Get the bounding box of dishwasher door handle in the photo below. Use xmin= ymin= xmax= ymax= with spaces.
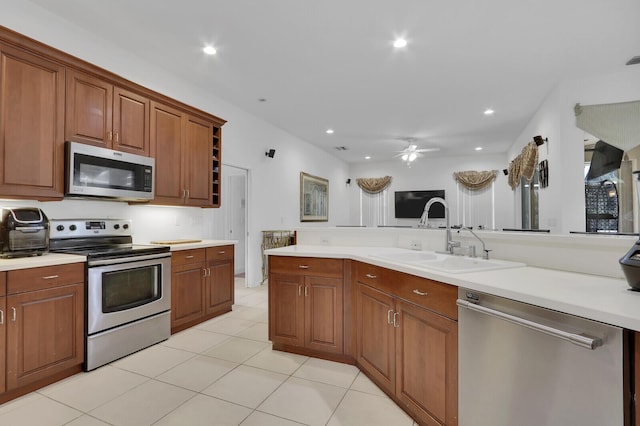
xmin=456 ymin=299 xmax=603 ymax=350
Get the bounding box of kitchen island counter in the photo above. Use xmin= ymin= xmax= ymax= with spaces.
xmin=266 ymin=245 xmax=639 ymax=331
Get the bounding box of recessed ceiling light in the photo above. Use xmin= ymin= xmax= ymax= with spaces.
xmin=484 ymin=109 xmax=495 ymax=115
xmin=475 ymin=147 xmax=483 ymax=151
xmin=393 ymin=38 xmax=407 ymax=48
xmin=326 ymin=129 xmax=334 ymax=134
xmin=365 ymin=156 xmax=371 ymax=160
xmin=203 ymin=45 xmax=217 ymax=55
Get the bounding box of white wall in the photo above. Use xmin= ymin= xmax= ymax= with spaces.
xmin=1 ymin=1 xmax=350 ymax=287
xmin=509 ymin=66 xmax=640 ymax=233
xmin=347 ymin=154 xmax=514 ymax=230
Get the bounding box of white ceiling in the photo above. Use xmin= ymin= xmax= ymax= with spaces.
xmin=27 ymin=0 xmax=640 ymax=163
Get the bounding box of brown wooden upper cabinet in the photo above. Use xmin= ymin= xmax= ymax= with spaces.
xmin=150 ymin=101 xmax=215 ymax=207
xmin=65 ymin=69 xmax=150 ymax=156
xmin=0 ymin=43 xmax=65 ymax=200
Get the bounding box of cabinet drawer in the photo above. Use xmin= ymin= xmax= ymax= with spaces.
xmin=0 ymin=271 xmax=5 ymax=296
xmin=7 ymin=263 xmax=84 ymax=294
xmin=393 ymin=273 xmax=457 ymax=320
xmin=206 ymin=245 xmax=234 ymax=262
xmin=269 ymin=256 xmax=343 ymax=277
xmin=356 ymin=262 xmax=391 ymax=287
xmin=172 ymin=249 xmax=206 ymax=265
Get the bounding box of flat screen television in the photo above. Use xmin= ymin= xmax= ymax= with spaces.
xmin=394 ymin=190 xmax=445 ymax=219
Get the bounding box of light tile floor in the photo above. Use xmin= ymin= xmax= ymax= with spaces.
xmin=0 ymin=278 xmax=417 ymax=426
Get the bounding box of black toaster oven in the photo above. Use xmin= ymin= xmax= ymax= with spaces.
xmin=0 ymin=208 xmax=49 ymax=258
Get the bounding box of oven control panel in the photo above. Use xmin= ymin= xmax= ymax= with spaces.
xmin=49 ymin=219 xmax=132 ymax=238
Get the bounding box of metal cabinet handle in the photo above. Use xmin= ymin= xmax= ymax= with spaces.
xmin=412 ymin=289 xmax=428 ymax=296
xmin=202 ymin=268 xmax=207 ymax=277
xmin=387 ymin=309 xmax=394 ymax=324
xmin=456 ymin=299 xmax=603 ymax=350
xmin=298 ymin=285 xmax=302 ymax=296
xmin=115 ymin=132 xmax=119 ymax=143
xmin=42 ymin=275 xmax=59 ymax=280
xmin=186 ymin=189 xmax=190 ymax=199
xmin=365 ymin=273 xmax=377 ymax=279
xmin=107 ymin=131 xmax=112 ymax=141
xmin=207 ymin=268 xmax=211 ymax=277
xmin=304 ymin=286 xmax=309 ymax=297
xmin=298 ymin=265 xmax=309 ymax=269
xmin=0 ymin=309 xmax=3 ymax=325
xmin=218 ymin=251 xmax=225 ymax=254
xmin=11 ymin=307 xmax=16 ymax=322
xmin=393 ymin=312 xmax=400 ymax=328
xmin=185 ymin=255 xmax=195 ymax=259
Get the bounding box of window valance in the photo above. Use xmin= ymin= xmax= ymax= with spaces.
xmin=356 ymin=176 xmax=392 ymax=194
xmin=454 ymin=170 xmax=498 ymax=191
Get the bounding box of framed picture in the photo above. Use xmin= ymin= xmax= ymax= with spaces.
xmin=300 ymin=172 xmax=329 ymax=222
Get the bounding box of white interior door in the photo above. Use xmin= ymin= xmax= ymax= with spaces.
xmin=221 ymin=165 xmax=247 ymax=276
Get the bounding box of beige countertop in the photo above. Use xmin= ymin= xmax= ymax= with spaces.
xmin=147 ymin=239 xmax=237 ymax=251
xmin=266 ymin=245 xmax=639 ymax=332
xmin=0 ymin=253 xmax=87 ymax=272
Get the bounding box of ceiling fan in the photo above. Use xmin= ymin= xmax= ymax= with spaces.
xmin=393 ymin=138 xmax=440 ymax=163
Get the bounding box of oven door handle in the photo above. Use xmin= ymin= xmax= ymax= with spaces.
xmin=88 ymin=252 xmax=171 ymax=266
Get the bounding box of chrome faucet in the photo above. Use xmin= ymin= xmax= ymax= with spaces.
xmin=459 ymin=226 xmax=491 ymax=259
xmin=419 ymin=197 xmax=458 ymax=254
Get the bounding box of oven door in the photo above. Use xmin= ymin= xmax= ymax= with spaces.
xmin=87 ymin=253 xmax=171 ymax=335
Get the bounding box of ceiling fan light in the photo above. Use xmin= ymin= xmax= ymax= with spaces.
xmin=401 ymin=153 xmax=409 ymax=161
xmin=408 ymin=152 xmax=417 ymax=162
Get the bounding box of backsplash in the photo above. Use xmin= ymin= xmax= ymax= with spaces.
xmin=295 ymin=226 xmax=635 ymax=279
xmin=0 ymin=198 xmax=213 ymax=244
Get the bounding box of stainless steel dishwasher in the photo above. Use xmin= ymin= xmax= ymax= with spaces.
xmin=457 ymin=288 xmax=625 ymax=426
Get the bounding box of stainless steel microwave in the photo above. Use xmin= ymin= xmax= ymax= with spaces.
xmin=65 ymin=141 xmax=154 ymax=201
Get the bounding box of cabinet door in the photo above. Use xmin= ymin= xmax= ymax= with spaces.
xmin=171 ymin=261 xmax=205 ymax=331
xmin=269 ymin=273 xmax=304 ymax=347
xmin=113 ymin=86 xmax=149 ymax=156
xmin=0 ymin=294 xmax=5 ymax=394
xmin=0 ymin=44 xmax=65 ymax=199
xmin=356 ymin=283 xmax=396 ymax=395
xmin=184 ymin=114 xmax=213 ymax=206
xmin=65 ymin=69 xmax=113 ymax=148
xmin=305 ymin=276 xmax=343 ymax=354
xmin=6 ymin=283 xmax=84 ymax=390
xmin=150 ymin=101 xmax=185 ymax=204
xmin=204 ymin=261 xmax=233 ymax=315
xmin=396 ymin=300 xmax=458 ymax=426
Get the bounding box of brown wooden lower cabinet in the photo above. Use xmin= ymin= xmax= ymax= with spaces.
xmin=355 ymin=262 xmax=458 ymax=426
xmin=269 ymin=256 xmax=346 ymax=358
xmin=269 ymin=256 xmax=458 ymax=425
xmin=171 ymin=246 xmax=234 ymax=334
xmin=0 ymin=273 xmax=6 ymax=394
xmin=0 ymin=264 xmax=84 ymax=404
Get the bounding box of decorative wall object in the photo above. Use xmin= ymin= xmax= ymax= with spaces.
xmin=507 ymin=140 xmax=539 ymax=190
xmin=453 ymin=170 xmax=498 ymax=191
xmin=356 ymin=176 xmax=392 ymax=194
xmin=539 ymin=159 xmax=549 ymax=188
xmin=300 ymin=172 xmax=329 ymax=221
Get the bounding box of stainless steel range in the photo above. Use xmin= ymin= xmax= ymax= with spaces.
xmin=49 ymin=219 xmax=171 ymax=371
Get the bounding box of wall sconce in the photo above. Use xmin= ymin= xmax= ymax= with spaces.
xmin=533 ymin=135 xmax=548 ymax=146
xmin=502 ymin=169 xmax=509 ymax=175
xmin=265 ymin=149 xmax=276 ymax=158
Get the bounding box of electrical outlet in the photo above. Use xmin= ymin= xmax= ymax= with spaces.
xmin=410 ymin=240 xmax=422 ymax=250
